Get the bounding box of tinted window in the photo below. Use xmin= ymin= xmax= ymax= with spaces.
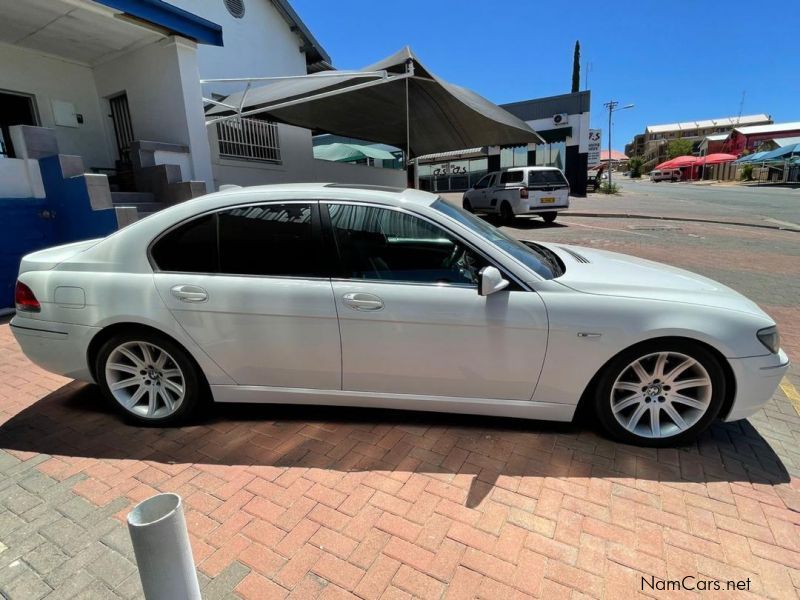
xmin=151 ymin=214 xmax=217 ymax=273
xmin=528 ymin=170 xmax=568 ymax=187
xmin=474 ymin=175 xmax=491 ymax=189
xmin=500 ymin=170 xmax=524 ymax=184
xmin=327 ymin=203 xmax=487 ymax=285
xmin=218 ymin=203 xmax=319 ymax=276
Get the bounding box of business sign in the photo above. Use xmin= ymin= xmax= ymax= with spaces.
xmin=588 ymin=129 xmax=601 ymax=165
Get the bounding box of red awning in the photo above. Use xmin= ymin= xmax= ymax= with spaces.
xmin=697 ymin=153 xmax=737 ymax=165
xmin=655 ymin=155 xmax=698 ymax=169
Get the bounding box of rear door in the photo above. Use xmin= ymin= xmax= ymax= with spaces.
xmin=528 ymin=169 xmax=569 ymax=208
xmin=151 ymin=201 xmax=341 ymax=389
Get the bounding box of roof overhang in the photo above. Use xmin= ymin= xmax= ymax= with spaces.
xmin=94 ymin=0 xmax=223 ymax=46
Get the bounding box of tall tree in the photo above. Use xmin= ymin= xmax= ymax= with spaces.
xmin=667 ymin=138 xmax=694 ymax=159
xmin=571 ymin=41 xmax=580 ymax=93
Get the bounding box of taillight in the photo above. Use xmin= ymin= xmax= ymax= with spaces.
xmin=520 ymin=188 xmax=529 ymax=199
xmin=15 ymin=281 xmax=40 ymax=313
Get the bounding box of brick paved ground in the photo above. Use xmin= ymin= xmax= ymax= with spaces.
xmin=1 ymin=215 xmax=799 ymax=599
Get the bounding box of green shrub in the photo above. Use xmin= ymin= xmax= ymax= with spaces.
xmin=740 ymin=164 xmax=753 ymax=181
xmin=628 ymin=157 xmax=643 ymax=179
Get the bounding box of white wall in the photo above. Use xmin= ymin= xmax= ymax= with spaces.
xmin=0 ymin=43 xmax=112 ymax=169
xmin=93 ymin=37 xmax=213 ymax=188
xmin=168 ymin=0 xmax=308 ymax=96
xmin=0 ymin=158 xmax=45 ymax=198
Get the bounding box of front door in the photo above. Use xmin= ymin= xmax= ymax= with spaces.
xmin=325 ymin=202 xmax=548 ymax=401
xmin=0 ymin=90 xmax=38 ymax=158
xmin=151 ymin=202 xmax=341 ymax=389
xmin=108 ymin=93 xmax=134 ymax=164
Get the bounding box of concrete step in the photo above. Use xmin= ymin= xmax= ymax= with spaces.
xmin=111 ymin=191 xmax=155 ymax=204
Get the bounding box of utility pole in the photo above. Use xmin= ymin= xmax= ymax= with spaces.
xmin=603 ymin=100 xmax=634 ymax=190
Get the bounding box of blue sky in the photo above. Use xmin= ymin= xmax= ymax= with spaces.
xmin=292 ymin=0 xmax=799 ymax=151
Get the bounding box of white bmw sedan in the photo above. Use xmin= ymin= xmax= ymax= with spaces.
xmin=11 ymin=184 xmax=789 ymax=446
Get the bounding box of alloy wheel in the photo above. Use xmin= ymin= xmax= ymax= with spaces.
xmin=610 ymin=351 xmax=712 ymax=439
xmin=104 ymin=341 xmax=186 ymax=419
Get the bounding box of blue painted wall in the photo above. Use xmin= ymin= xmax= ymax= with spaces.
xmin=0 ymin=198 xmax=56 ymax=308
xmin=2 ymin=156 xmax=120 ymax=308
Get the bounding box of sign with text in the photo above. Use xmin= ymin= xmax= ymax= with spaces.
xmin=588 ymin=129 xmax=601 ymax=165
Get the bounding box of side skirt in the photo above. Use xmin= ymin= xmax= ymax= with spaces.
xmin=210 ymin=385 xmax=577 ymax=422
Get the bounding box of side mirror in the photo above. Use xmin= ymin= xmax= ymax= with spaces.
xmin=478 ymin=266 xmax=509 ymax=296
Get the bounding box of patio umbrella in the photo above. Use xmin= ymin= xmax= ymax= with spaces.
xmin=206 ymin=47 xmax=543 ymax=157
xmin=655 ymin=155 xmax=698 ymax=169
xmin=697 ymin=153 xmax=737 ymax=165
xmin=313 ymin=143 xmax=397 ymax=162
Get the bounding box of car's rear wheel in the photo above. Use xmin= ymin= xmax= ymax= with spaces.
xmin=542 ymin=211 xmax=557 ymax=224
xmin=593 ymin=340 xmax=726 ymax=446
xmin=463 ymin=198 xmax=474 ymax=213
xmin=499 ymin=201 xmax=514 ymax=224
xmin=97 ymin=330 xmax=202 ymax=426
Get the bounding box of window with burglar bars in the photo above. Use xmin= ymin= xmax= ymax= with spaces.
xmin=216 ymin=117 xmax=281 ymax=163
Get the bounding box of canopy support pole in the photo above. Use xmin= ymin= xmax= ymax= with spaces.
xmin=405 ymin=57 xmax=414 ymax=186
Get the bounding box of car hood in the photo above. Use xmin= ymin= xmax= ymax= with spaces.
xmin=542 ymin=243 xmax=768 ymax=317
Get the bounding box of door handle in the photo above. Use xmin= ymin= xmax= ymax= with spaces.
xmin=342 ymin=292 xmax=384 ymax=311
xmin=170 ymin=284 xmax=208 ymax=303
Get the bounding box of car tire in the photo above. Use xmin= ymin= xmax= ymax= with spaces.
xmin=542 ymin=212 xmax=557 ymax=224
xmin=96 ymin=329 xmax=204 ymax=426
xmin=499 ymin=201 xmax=514 ymax=225
xmin=463 ymin=198 xmax=474 ymax=213
xmin=593 ymin=340 xmax=726 ymax=447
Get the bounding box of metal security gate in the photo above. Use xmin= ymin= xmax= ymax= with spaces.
xmin=109 ymin=93 xmax=134 ymax=163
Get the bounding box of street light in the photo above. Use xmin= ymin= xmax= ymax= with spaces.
xmin=603 ymin=101 xmax=634 ymax=190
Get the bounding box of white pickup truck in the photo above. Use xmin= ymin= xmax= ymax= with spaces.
xmin=462 ymin=166 xmax=570 ymax=224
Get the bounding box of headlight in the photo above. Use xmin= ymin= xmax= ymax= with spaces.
xmin=757 ymin=326 xmax=780 ymax=354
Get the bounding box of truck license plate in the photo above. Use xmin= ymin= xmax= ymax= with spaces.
xmin=541 ymin=197 xmax=555 ymax=203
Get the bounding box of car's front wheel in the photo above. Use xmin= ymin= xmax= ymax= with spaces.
xmin=463 ymin=197 xmax=474 ymax=213
xmin=593 ymin=340 xmax=726 ymax=446
xmin=96 ymin=330 xmax=203 ymax=426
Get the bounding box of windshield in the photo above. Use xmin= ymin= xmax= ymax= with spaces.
xmin=431 ymin=199 xmax=562 ymax=279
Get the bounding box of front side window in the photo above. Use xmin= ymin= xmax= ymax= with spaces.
xmin=151 ymin=202 xmax=321 ymax=277
xmin=474 ymin=175 xmax=490 ymax=189
xmin=327 ymin=203 xmax=487 ymax=285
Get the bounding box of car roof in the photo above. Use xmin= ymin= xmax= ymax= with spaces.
xmin=179 ymin=183 xmax=439 ymax=212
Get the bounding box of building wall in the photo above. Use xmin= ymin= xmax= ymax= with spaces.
xmin=93 ymin=37 xmax=213 ymax=188
xmin=0 ymin=44 xmax=112 ymax=169
xmin=168 ymin=0 xmax=308 ymax=92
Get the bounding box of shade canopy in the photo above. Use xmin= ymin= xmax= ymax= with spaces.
xmin=313 ymin=142 xmax=397 ymax=162
xmin=757 ymin=143 xmax=800 ymax=162
xmin=697 ymin=153 xmax=737 ymax=165
xmin=655 ymin=155 xmax=698 ymax=169
xmin=735 ymin=151 xmax=769 ymax=163
xmin=207 ymin=47 xmax=543 ymax=157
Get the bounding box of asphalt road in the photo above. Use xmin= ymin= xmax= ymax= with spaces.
xmin=572 ymin=179 xmax=800 ymax=229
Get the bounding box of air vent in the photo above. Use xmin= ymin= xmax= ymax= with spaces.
xmin=224 ymin=0 xmax=245 ymax=18
xmin=559 ymin=246 xmax=590 ymax=263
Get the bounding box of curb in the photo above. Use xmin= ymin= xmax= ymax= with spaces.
xmin=560 ymin=212 xmax=800 ymax=232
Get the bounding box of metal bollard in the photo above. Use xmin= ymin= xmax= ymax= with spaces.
xmin=127 ymin=493 xmax=201 ymax=600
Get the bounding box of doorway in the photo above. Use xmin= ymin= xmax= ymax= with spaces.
xmin=108 ymin=93 xmax=134 ymax=164
xmin=0 ymin=90 xmax=38 ymax=158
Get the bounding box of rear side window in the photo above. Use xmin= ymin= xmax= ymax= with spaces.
xmin=528 ymin=170 xmax=568 ymax=187
xmin=151 ymin=214 xmax=217 ymax=273
xmin=500 ymin=171 xmax=524 ymax=184
xmin=218 ymin=204 xmax=319 ymax=276
xmin=151 ymin=203 xmax=321 ymax=276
